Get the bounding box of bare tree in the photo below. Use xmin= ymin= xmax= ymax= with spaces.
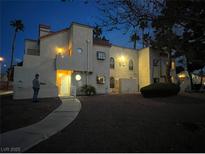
xmin=98 ymin=0 xmax=164 ymax=32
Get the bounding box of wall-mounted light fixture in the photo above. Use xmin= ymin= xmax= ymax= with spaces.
xmin=120 ymin=55 xmax=125 ymax=62
xmin=56 ymin=47 xmax=65 ymax=55
xmin=75 ymin=74 xmax=81 ymax=81
xmin=119 ymin=55 xmax=126 ymax=67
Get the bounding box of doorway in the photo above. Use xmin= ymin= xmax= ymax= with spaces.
xmin=56 ymin=70 xmax=72 ymax=96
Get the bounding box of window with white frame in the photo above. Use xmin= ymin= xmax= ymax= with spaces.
xmin=96 ymin=76 xmax=105 ymax=84
xmin=97 ymin=51 xmax=106 ymax=60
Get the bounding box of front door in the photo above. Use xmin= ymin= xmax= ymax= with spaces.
xmin=60 ymin=74 xmax=71 ymax=96
xmin=56 ymin=70 xmax=72 ymax=96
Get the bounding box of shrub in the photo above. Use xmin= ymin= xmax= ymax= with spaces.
xmin=81 ymin=84 xmax=96 ymax=96
xmin=192 ymin=84 xmax=202 ymax=91
xmin=140 ymin=83 xmax=180 ymax=98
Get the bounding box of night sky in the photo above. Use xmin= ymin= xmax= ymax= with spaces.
xmin=0 ymin=0 xmax=142 ymax=73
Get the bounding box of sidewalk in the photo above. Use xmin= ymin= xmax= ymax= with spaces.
xmin=0 ymin=97 xmax=81 ymax=152
xmin=0 ymin=90 xmax=13 ymax=96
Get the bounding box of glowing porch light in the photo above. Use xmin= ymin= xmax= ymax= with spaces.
xmin=58 ymin=73 xmax=63 ymax=77
xmin=178 ymin=73 xmax=186 ymax=78
xmin=75 ymin=74 xmax=81 ymax=81
xmin=56 ymin=47 xmax=64 ymax=55
xmin=120 ymin=55 xmax=125 ymax=62
xmin=0 ymin=56 xmax=4 ymax=62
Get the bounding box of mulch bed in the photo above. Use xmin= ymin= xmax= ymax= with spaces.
xmin=0 ymin=94 xmax=62 ymax=133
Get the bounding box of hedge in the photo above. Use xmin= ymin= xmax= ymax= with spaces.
xmin=140 ymin=83 xmax=180 ymax=98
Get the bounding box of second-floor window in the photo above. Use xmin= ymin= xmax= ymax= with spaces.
xmin=97 ymin=51 xmax=106 ymax=60
xmin=110 ymin=57 xmax=115 ymax=69
xmin=129 ymin=59 xmax=133 ymax=70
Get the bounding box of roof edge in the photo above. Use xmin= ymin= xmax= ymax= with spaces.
xmin=40 ymin=28 xmax=69 ymax=39
xmin=111 ymin=44 xmax=138 ymax=51
xmin=71 ymin=22 xmax=94 ymax=29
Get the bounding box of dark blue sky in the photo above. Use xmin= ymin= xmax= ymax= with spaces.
xmin=0 ymin=0 xmax=142 ymax=72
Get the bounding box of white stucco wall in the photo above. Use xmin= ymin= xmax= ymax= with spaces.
xmin=110 ymin=45 xmax=139 ymax=92
xmin=25 ymin=40 xmax=38 ymax=54
xmin=138 ymin=48 xmax=151 ymax=89
xmin=40 ymin=29 xmax=70 ymax=58
xmin=71 ymin=24 xmax=93 ymax=72
xmin=13 ymin=66 xmax=58 ymax=99
xmin=119 ymin=78 xmax=137 ymax=93
xmin=90 ymin=45 xmax=110 ymax=94
xmin=14 ymin=53 xmax=57 ymax=99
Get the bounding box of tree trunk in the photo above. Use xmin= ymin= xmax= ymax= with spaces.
xmin=187 ymin=70 xmax=193 ymax=91
xmin=186 ymin=58 xmax=193 ymax=91
xmin=134 ymin=41 xmax=136 ymax=49
xmin=8 ymin=30 xmax=17 ymax=83
xmin=10 ymin=30 xmax=17 ymax=69
xmin=166 ymin=50 xmax=172 ymax=83
xmin=166 ymin=51 xmax=172 ymax=83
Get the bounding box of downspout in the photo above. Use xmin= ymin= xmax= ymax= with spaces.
xmin=86 ymin=39 xmax=90 ymax=85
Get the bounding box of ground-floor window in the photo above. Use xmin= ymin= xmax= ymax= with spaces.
xmin=97 ymin=76 xmax=105 ymax=84
xmin=153 ymin=78 xmax=160 ymax=83
xmin=110 ymin=77 xmax=115 ymax=88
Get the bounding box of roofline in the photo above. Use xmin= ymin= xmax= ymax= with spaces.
xmin=138 ymin=47 xmax=150 ymax=50
xmin=71 ymin=22 xmax=94 ymax=29
xmin=111 ymin=44 xmax=138 ymax=51
xmin=39 ymin=24 xmax=51 ymax=29
xmin=93 ymin=38 xmax=112 ymax=48
xmin=93 ymin=43 xmax=112 ymax=47
xmin=40 ymin=28 xmax=69 ymax=39
xmin=40 ymin=22 xmax=93 ymax=40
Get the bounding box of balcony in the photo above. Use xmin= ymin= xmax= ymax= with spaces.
xmin=55 ymin=54 xmax=92 ymax=72
xmin=27 ymin=49 xmax=40 ymax=56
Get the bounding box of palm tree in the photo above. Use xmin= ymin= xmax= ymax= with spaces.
xmin=9 ymin=19 xmax=24 ymax=81
xmin=10 ymin=20 xmax=24 ymax=68
xmin=130 ymin=33 xmax=139 ymax=49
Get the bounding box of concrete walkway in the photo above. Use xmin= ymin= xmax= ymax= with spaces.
xmin=0 ymin=97 xmax=81 ymax=152
xmin=0 ymin=90 xmax=13 ymax=96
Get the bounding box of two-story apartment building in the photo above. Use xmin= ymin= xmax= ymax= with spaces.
xmin=13 ymin=22 xmax=175 ymax=99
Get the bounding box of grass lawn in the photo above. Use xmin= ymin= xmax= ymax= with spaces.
xmin=0 ymin=94 xmax=62 ymax=133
